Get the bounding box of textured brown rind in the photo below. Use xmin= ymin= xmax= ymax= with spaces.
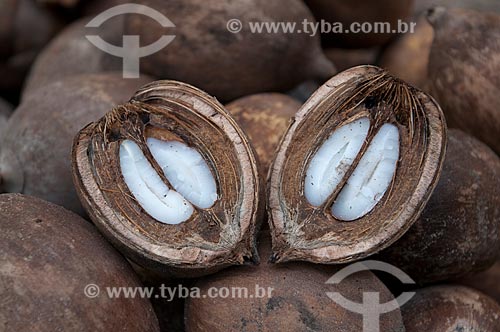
xmin=36 ymin=0 xmax=80 ymax=8
xmin=325 ymin=47 xmax=380 ymax=72
xmin=305 ymin=0 xmax=414 ymax=47
xmin=268 ymin=65 xmax=447 ymax=264
xmin=0 ymin=73 xmax=152 ymax=215
xmin=427 ymin=7 xmax=500 ymax=155
xmin=379 ymin=15 xmax=434 ymax=89
xmin=82 ymin=0 xmax=129 ymax=15
xmin=124 ymin=0 xmax=335 ymax=101
xmin=413 ymin=0 xmax=500 ymax=16
xmin=0 ymin=0 xmax=63 ymax=93
xmin=226 ymin=93 xmax=301 ymax=178
xmin=0 ymin=193 xmax=159 ymax=332
xmin=23 ymin=16 xmax=123 ymax=99
xmin=0 ymin=0 xmax=18 ymax=59
xmin=378 ymin=129 xmax=500 ymax=284
xmin=458 ymin=261 xmax=500 ymax=304
xmin=0 ymin=0 xmax=62 ymax=58
xmin=0 ymin=98 xmax=13 ymax=135
xmin=72 ymin=80 xmax=261 ymax=278
xmin=185 ymin=234 xmax=405 ymax=332
xmin=402 ymin=285 xmax=500 ymax=331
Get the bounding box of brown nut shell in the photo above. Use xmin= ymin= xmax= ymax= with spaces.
xmin=325 ymin=47 xmax=380 ymax=72
xmin=268 ymin=65 xmax=447 ymax=264
xmin=124 ymin=0 xmax=335 ymax=101
xmin=226 ymin=93 xmax=301 ymax=178
xmin=378 ymin=129 xmax=500 ymax=284
xmin=36 ymin=0 xmax=80 ymax=8
xmin=0 ymin=73 xmax=152 ymax=215
xmin=0 ymin=0 xmax=63 ymax=93
xmin=458 ymin=261 xmax=500 ymax=304
xmin=402 ymin=285 xmax=500 ymax=331
xmin=23 ymin=16 xmax=123 ymax=99
xmin=379 ymin=15 xmax=434 ymax=89
xmin=72 ymin=80 xmax=262 ymax=278
xmin=413 ymin=0 xmax=500 ymax=16
xmin=185 ymin=233 xmax=405 ymax=332
xmin=427 ymin=7 xmax=500 ymax=154
xmin=0 ymin=98 xmax=13 ymax=134
xmin=0 ymin=193 xmax=159 ymax=332
xmin=305 ymin=0 xmax=414 ymax=48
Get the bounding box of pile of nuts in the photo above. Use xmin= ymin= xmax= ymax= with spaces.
xmin=0 ymin=0 xmax=499 ymax=331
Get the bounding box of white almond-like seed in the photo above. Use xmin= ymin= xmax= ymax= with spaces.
xmin=305 ymin=117 xmax=370 ymax=207
xmin=332 ymin=123 xmax=400 ymax=221
xmin=147 ymin=138 xmax=218 ymax=209
xmin=119 ymin=139 xmax=194 ymax=224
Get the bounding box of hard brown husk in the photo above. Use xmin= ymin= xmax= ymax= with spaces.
xmin=458 ymin=261 xmax=500 ymax=304
xmin=36 ymin=0 xmax=80 ymax=8
xmin=23 ymin=16 xmax=123 ymax=99
xmin=124 ymin=0 xmax=335 ymax=101
xmin=378 ymin=129 xmax=500 ymax=284
xmin=305 ymin=0 xmax=414 ymax=47
xmin=185 ymin=233 xmax=405 ymax=332
xmin=402 ymin=285 xmax=500 ymax=331
xmin=0 ymin=193 xmax=160 ymax=332
xmin=325 ymin=47 xmax=380 ymax=72
xmin=379 ymin=15 xmax=433 ymax=89
xmin=0 ymin=73 xmax=152 ymax=215
xmin=81 ymin=0 xmax=129 ymax=15
xmin=268 ymin=65 xmax=447 ymax=264
xmin=427 ymin=7 xmax=500 ymax=155
xmin=413 ymin=0 xmax=500 ymax=16
xmin=72 ymin=80 xmax=262 ymax=278
xmin=0 ymin=0 xmax=64 ymax=94
xmin=0 ymin=98 xmax=13 ymax=135
xmin=226 ymin=93 xmax=300 ymax=178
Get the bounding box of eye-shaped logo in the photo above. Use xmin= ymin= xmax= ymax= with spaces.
xmin=326 ymin=260 xmax=416 ymax=332
xmin=85 ymin=4 xmax=175 ymax=78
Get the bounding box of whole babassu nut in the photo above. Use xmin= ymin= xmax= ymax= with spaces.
xmin=23 ymin=16 xmax=123 ymax=99
xmin=185 ymin=234 xmax=405 ymax=331
xmin=0 ymin=0 xmax=64 ymax=93
xmin=379 ymin=15 xmax=433 ymax=89
xmin=0 ymin=193 xmax=160 ymax=332
xmin=0 ymin=73 xmax=152 ymax=215
xmin=325 ymin=47 xmax=380 ymax=72
xmin=379 ymin=129 xmax=500 ymax=284
xmin=458 ymin=261 xmax=500 ymax=304
xmin=402 ymin=285 xmax=500 ymax=331
xmin=427 ymin=7 xmax=500 ymax=155
xmin=0 ymin=98 xmax=13 ymax=135
xmin=305 ymin=0 xmax=414 ymax=48
xmin=124 ymin=0 xmax=335 ymax=101
xmin=413 ymin=0 xmax=500 ymax=16
xmin=226 ymin=93 xmax=301 ymax=178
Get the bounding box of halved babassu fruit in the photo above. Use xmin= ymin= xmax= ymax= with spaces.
xmin=268 ymin=65 xmax=447 ymax=264
xmin=72 ymin=81 xmax=261 ymax=278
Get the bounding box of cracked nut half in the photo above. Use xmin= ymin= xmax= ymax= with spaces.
xmin=72 ymin=81 xmax=261 ymax=278
xmin=268 ymin=66 xmax=447 ymax=264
